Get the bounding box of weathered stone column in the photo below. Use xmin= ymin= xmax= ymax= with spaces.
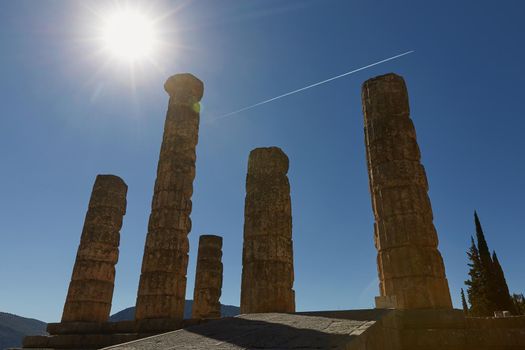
xmin=240 ymin=147 xmax=295 ymax=314
xmin=362 ymin=73 xmax=452 ymax=309
xmin=61 ymin=175 xmax=127 ymax=322
xmin=135 ymin=74 xmax=203 ymax=320
xmin=192 ymin=235 xmax=223 ymax=319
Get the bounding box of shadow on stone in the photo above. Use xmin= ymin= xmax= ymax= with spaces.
xmin=130 ymin=313 xmax=379 ymax=349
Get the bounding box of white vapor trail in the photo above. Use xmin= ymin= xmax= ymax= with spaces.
xmin=209 ymin=50 xmax=414 ymax=122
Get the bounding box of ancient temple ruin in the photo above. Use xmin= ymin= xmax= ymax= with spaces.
xmin=20 ymin=72 xmax=525 ymax=350
xmin=135 ymin=73 xmax=203 ymax=321
xmin=192 ymin=235 xmax=223 ymax=319
xmin=362 ymin=73 xmax=452 ymax=310
xmin=62 ymin=175 xmax=127 ymax=323
xmin=240 ymin=147 xmax=295 ymax=314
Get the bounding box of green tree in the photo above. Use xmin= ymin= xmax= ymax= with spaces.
xmin=465 ymin=236 xmax=492 ymax=316
xmin=474 ymin=211 xmax=492 ymax=267
xmin=492 ymin=251 xmax=516 ymax=314
xmin=512 ymin=294 xmax=525 ymax=315
xmin=466 ymin=212 xmax=517 ymax=315
xmin=473 ymin=212 xmax=499 ymax=313
xmin=461 ymin=288 xmax=469 ymax=315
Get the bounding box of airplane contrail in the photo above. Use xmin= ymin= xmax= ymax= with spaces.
xmin=209 ymin=50 xmax=414 ymax=122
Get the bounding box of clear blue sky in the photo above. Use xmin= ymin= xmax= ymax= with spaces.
xmin=0 ymin=0 xmax=524 ymax=322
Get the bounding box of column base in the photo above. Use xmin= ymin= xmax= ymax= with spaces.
xmin=375 ymin=295 xmax=397 ymax=309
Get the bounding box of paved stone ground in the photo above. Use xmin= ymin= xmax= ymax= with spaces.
xmin=102 ymin=312 xmax=387 ymax=350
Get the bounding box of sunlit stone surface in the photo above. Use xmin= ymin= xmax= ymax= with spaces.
xmin=362 ymin=73 xmax=452 ymax=309
xmin=62 ymin=175 xmax=127 ymax=322
xmin=135 ymin=73 xmax=203 ymax=320
xmin=192 ymin=235 xmax=223 ymax=319
xmin=240 ymin=147 xmax=295 ymax=314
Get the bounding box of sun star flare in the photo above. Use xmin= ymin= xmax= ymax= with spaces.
xmin=101 ymin=9 xmax=158 ymax=62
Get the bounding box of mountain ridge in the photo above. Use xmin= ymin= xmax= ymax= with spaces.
xmin=110 ymin=300 xmax=240 ymax=321
xmin=0 ymin=312 xmax=47 ymax=350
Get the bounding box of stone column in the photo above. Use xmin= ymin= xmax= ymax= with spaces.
xmin=240 ymin=147 xmax=295 ymax=314
xmin=192 ymin=235 xmax=223 ymax=319
xmin=135 ymin=73 xmax=203 ymax=320
xmin=61 ymin=175 xmax=127 ymax=322
xmin=362 ymin=73 xmax=452 ymax=309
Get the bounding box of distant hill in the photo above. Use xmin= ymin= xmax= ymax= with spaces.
xmin=0 ymin=312 xmax=47 ymax=350
xmin=110 ymin=300 xmax=240 ymax=321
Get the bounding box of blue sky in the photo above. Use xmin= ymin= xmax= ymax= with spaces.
xmin=0 ymin=0 xmax=524 ymax=322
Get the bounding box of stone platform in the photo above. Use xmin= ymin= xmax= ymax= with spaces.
xmin=103 ymin=311 xmax=388 ymax=350
xmin=101 ymin=310 xmax=525 ymax=350
xmin=21 ymin=318 xmax=204 ymax=350
xmin=20 ymin=309 xmax=525 ymax=350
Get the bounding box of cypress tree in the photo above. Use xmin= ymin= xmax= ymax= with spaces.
xmin=492 ymin=251 xmax=516 ymax=314
xmin=461 ymin=288 xmax=469 ymax=315
xmin=512 ymin=294 xmax=525 ymax=315
xmin=465 ymin=212 xmax=519 ymax=316
xmin=465 ymin=236 xmax=492 ymax=316
xmin=474 ymin=211 xmax=493 ymax=271
xmin=473 ymin=211 xmax=499 ymax=313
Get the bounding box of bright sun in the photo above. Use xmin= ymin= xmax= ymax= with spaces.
xmin=101 ymin=10 xmax=157 ymax=62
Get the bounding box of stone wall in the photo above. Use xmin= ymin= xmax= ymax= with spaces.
xmin=311 ymin=309 xmax=525 ymax=350
xmin=374 ymin=310 xmax=525 ymax=350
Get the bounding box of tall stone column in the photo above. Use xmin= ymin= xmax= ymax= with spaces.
xmin=135 ymin=74 xmax=203 ymax=320
xmin=61 ymin=175 xmax=127 ymax=322
xmin=192 ymin=235 xmax=223 ymax=319
xmin=362 ymin=73 xmax=452 ymax=309
xmin=241 ymin=147 xmax=295 ymax=314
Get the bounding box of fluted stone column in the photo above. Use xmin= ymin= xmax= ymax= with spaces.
xmin=241 ymin=147 xmax=295 ymax=314
xmin=61 ymin=175 xmax=127 ymax=322
xmin=192 ymin=235 xmax=223 ymax=319
xmin=362 ymin=73 xmax=452 ymax=309
xmin=135 ymin=73 xmax=203 ymax=320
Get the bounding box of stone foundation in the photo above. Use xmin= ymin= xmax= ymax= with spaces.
xmin=79 ymin=309 xmax=525 ymax=350
xmin=20 ymin=310 xmax=525 ymax=350
xmin=22 ymin=319 xmax=206 ymax=349
xmin=320 ymin=309 xmax=525 ymax=350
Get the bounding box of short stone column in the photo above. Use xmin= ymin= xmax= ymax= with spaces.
xmin=61 ymin=175 xmax=127 ymax=322
xmin=135 ymin=73 xmax=203 ymax=320
xmin=362 ymin=73 xmax=452 ymax=309
xmin=240 ymin=147 xmax=295 ymax=314
xmin=192 ymin=235 xmax=223 ymax=319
